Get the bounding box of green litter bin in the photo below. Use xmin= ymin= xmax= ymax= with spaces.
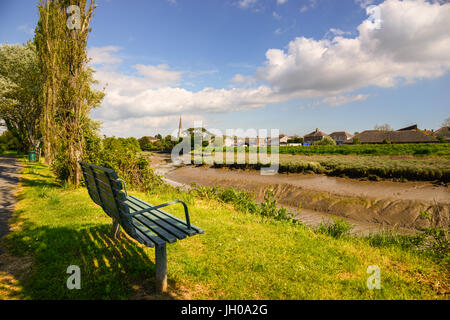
xmin=29 ymin=150 xmax=36 ymax=162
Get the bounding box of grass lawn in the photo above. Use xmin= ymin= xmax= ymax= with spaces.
xmin=0 ymin=160 xmax=448 ymax=299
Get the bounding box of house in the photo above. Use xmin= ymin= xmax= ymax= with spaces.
xmin=329 ymin=131 xmax=354 ymax=145
xmin=267 ymin=134 xmax=289 ymax=145
xmin=434 ymin=126 xmax=450 ymax=142
xmin=303 ymin=128 xmax=328 ymax=144
xmin=142 ymin=136 xmax=159 ymax=143
xmin=246 ymin=137 xmax=266 ymax=147
xmin=346 ymin=130 xmax=439 ymax=144
xmin=279 ymin=134 xmax=289 ymax=145
xmin=213 ymin=136 xmax=238 ymax=147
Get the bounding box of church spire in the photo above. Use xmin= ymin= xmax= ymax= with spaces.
xmin=178 ymin=116 xmax=182 ymax=138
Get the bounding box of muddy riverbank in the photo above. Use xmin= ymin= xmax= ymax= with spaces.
xmin=149 ymin=154 xmax=449 ymax=232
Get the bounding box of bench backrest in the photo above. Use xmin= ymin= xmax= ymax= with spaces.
xmin=79 ymin=162 xmax=136 ymax=238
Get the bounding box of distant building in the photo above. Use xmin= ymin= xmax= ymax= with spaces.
xmin=246 ymin=137 xmax=266 ymax=147
xmin=303 ymin=128 xmax=328 ymax=144
xmin=267 ymin=134 xmax=289 ymax=145
xmin=329 ymin=131 xmax=354 ymax=145
xmin=346 ymin=130 xmax=438 ymax=144
xmin=434 ymin=126 xmax=450 ymax=142
xmin=279 ymin=134 xmax=289 ymax=144
xmin=397 ymin=124 xmax=418 ymax=131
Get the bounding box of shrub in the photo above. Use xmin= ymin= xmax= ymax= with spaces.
xmin=315 ymin=136 xmax=336 ymax=146
xmin=259 ymin=188 xmax=289 ymax=220
xmin=138 ymin=136 xmax=152 ymax=151
xmin=0 ymin=130 xmax=21 ymax=151
xmin=82 ymin=136 xmax=163 ymax=191
xmin=316 ymin=217 xmax=353 ymax=238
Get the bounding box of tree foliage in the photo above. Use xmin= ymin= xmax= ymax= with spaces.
xmin=35 ymin=0 xmax=104 ymax=185
xmin=0 ymin=130 xmax=21 ymax=153
xmin=0 ymin=42 xmax=42 ymax=153
xmin=443 ymin=117 xmax=450 ymax=127
xmin=374 ymin=124 xmax=394 ymax=131
xmin=315 ymin=136 xmax=336 ymax=146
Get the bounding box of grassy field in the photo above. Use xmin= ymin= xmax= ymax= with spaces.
xmin=198 ymin=153 xmax=450 ymax=182
xmin=0 ymin=160 xmax=448 ymax=299
xmin=214 ymin=143 xmax=450 ymax=157
xmin=278 ymin=143 xmax=450 ymax=157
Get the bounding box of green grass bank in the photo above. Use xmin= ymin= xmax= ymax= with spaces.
xmin=0 ymin=160 xmax=448 ymax=299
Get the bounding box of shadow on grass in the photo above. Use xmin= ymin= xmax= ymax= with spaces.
xmin=3 ymin=223 xmax=178 ymax=299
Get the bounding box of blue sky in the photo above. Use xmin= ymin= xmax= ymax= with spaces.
xmin=1 ymin=0 xmax=449 ymax=137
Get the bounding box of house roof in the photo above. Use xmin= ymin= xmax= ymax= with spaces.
xmin=397 ymin=124 xmax=418 ymax=131
xmin=348 ymin=130 xmax=438 ymax=144
xmin=435 ymin=126 xmax=450 ymax=138
xmin=143 ymin=136 xmax=159 ymax=141
xmin=304 ymin=128 xmax=328 ymax=137
xmin=329 ymin=131 xmax=354 ymax=138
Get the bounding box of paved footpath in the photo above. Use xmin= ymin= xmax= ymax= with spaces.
xmin=0 ymin=156 xmax=21 ymax=249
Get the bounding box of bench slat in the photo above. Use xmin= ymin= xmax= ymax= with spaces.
xmin=132 ymin=219 xmax=165 ymax=247
xmin=134 ymin=228 xmax=156 ymax=248
xmin=91 ymin=167 xmax=122 ymax=189
xmin=84 ymin=171 xmax=123 ymax=195
xmin=126 ymin=200 xmax=187 ymax=240
xmin=128 ymin=196 xmax=205 ymax=235
xmin=133 ymin=215 xmax=178 ymax=243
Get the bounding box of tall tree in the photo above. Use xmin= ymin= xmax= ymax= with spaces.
xmin=0 ymin=42 xmax=43 ymax=154
xmin=35 ymin=0 xmax=103 ymax=185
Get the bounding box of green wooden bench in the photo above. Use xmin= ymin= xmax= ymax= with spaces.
xmin=79 ymin=161 xmax=205 ymax=293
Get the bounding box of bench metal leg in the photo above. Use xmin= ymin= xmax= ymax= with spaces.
xmin=112 ymin=219 xmax=121 ymax=239
xmin=155 ymin=243 xmax=167 ymax=293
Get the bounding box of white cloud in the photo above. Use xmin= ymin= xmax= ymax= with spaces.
xmin=236 ymin=0 xmax=258 ymax=9
xmin=257 ymin=0 xmax=450 ymax=98
xmin=277 ymin=0 xmax=288 ymax=4
xmin=134 ymin=64 xmax=183 ymax=87
xmin=89 ymin=46 xmax=122 ymax=66
xmin=300 ymin=0 xmax=317 ymax=13
xmin=328 ymin=28 xmax=352 ymax=36
xmin=17 ymin=24 xmax=34 ymax=35
xmin=320 ymin=94 xmax=370 ymax=107
xmin=232 ymin=74 xmax=256 ymax=86
xmin=98 ymin=114 xmax=205 ymax=137
xmin=273 ymin=11 xmax=282 ymax=19
xmin=355 ymin=0 xmax=376 ymax=8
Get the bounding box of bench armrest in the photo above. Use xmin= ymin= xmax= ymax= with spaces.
xmin=130 ymin=200 xmax=191 ymax=230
